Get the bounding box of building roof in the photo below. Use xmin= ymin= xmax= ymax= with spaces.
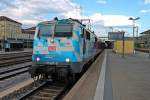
xmin=22 ymin=27 xmax=36 ymax=34
xmin=0 ymin=16 xmax=22 ymax=25
xmin=24 ymin=27 xmax=36 ymax=30
xmin=140 ymin=29 xmax=150 ymax=34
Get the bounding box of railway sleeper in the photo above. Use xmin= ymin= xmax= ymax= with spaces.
xmin=41 ymin=88 xmax=62 ymax=93
xmin=34 ymin=92 xmax=57 ymax=97
xmin=29 ymin=95 xmax=53 ymax=100
xmin=39 ymin=91 xmax=57 ymax=96
xmin=46 ymin=85 xmax=63 ymax=89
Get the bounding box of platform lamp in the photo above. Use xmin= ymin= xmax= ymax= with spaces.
xmin=128 ymin=17 xmax=140 ymax=54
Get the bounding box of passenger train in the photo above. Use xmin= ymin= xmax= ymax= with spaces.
xmin=29 ymin=18 xmax=101 ymax=81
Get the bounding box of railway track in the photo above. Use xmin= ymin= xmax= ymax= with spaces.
xmin=0 ymin=51 xmax=32 ymax=60
xmin=0 ymin=51 xmax=32 ymax=67
xmin=0 ymin=50 xmax=103 ymax=100
xmin=136 ymin=48 xmax=150 ymax=53
xmin=18 ymin=81 xmax=65 ymax=100
xmin=0 ymin=65 xmax=30 ymax=80
xmin=17 ymin=50 xmax=103 ymax=100
xmin=0 ymin=57 xmax=31 ymax=67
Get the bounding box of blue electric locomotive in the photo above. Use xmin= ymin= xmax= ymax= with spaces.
xmin=30 ymin=18 xmax=98 ymax=81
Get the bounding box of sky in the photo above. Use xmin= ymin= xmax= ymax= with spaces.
xmin=0 ymin=0 xmax=150 ymax=37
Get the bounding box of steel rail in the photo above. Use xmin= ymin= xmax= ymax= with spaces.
xmin=0 ymin=68 xmax=29 ymax=80
xmin=0 ymin=65 xmax=31 ymax=75
xmin=0 ymin=57 xmax=31 ymax=67
xmin=18 ymin=81 xmax=65 ymax=100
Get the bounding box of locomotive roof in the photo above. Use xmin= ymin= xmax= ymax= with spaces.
xmin=37 ymin=18 xmax=97 ymax=37
xmin=38 ymin=18 xmax=84 ymax=26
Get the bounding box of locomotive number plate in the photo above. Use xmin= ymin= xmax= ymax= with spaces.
xmin=48 ymin=46 xmax=56 ymax=51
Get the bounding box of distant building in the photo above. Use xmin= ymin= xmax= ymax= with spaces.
xmin=0 ymin=16 xmax=34 ymax=51
xmin=0 ymin=16 xmax=22 ymax=39
xmin=138 ymin=29 xmax=150 ymax=48
xmin=21 ymin=27 xmax=35 ymax=48
xmin=22 ymin=27 xmax=36 ymax=34
xmin=98 ymin=37 xmax=108 ymax=42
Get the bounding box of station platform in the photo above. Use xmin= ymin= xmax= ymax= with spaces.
xmin=106 ymin=50 xmax=150 ymax=100
xmin=63 ymin=50 xmax=150 ymax=100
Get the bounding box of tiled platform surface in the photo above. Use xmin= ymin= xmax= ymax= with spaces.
xmin=63 ymin=50 xmax=150 ymax=100
xmin=106 ymin=50 xmax=150 ymax=100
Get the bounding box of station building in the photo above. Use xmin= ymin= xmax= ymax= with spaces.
xmin=0 ymin=16 xmax=34 ymax=51
xmin=138 ymin=29 xmax=150 ymax=48
xmin=22 ymin=27 xmax=36 ymax=48
xmin=0 ymin=16 xmax=22 ymax=37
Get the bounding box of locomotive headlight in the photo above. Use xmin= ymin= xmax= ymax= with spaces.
xmin=66 ymin=58 xmax=70 ymax=62
xmin=36 ymin=57 xmax=40 ymax=62
xmin=50 ymin=39 xmax=54 ymax=43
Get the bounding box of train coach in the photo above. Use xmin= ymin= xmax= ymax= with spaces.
xmin=29 ymin=18 xmax=101 ymax=82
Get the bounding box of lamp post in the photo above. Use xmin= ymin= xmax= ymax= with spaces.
xmin=122 ymin=31 xmax=125 ymax=58
xmin=0 ymin=24 xmax=5 ymax=51
xmin=128 ymin=17 xmax=140 ymax=54
xmin=109 ymin=26 xmax=113 ymax=32
xmin=148 ymin=33 xmax=150 ymax=59
xmin=0 ymin=24 xmax=2 ymax=51
xmin=136 ymin=26 xmax=139 ymax=41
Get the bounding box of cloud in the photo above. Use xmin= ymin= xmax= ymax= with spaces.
xmin=88 ymin=14 xmax=133 ymax=36
xmin=0 ymin=0 xmax=79 ymax=27
xmin=0 ymin=0 xmax=132 ymax=27
xmin=144 ymin=0 xmax=150 ymax=4
xmin=102 ymin=15 xmax=132 ymax=26
xmin=140 ymin=9 xmax=150 ymax=13
xmin=0 ymin=0 xmax=17 ymax=8
xmin=96 ymin=0 xmax=107 ymax=4
xmin=65 ymin=12 xmax=132 ymax=26
xmin=64 ymin=12 xmax=133 ymax=36
xmin=0 ymin=0 xmax=134 ymax=37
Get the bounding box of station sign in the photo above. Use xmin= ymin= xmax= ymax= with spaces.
xmin=108 ymin=32 xmax=125 ymax=40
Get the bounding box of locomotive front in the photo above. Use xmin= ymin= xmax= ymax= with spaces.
xmin=30 ymin=19 xmax=82 ymax=80
xmin=33 ymin=21 xmax=75 ymax=63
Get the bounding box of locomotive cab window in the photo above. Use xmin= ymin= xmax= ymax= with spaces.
xmin=37 ymin=25 xmax=53 ymax=37
xmin=54 ymin=24 xmax=73 ymax=37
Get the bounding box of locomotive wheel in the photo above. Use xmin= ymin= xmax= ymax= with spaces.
xmin=67 ymin=67 xmax=76 ymax=85
xmin=75 ymin=73 xmax=81 ymax=81
xmin=67 ymin=73 xmax=76 ymax=85
xmin=29 ymin=65 xmax=38 ymax=78
xmin=51 ymin=73 xmax=58 ymax=82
